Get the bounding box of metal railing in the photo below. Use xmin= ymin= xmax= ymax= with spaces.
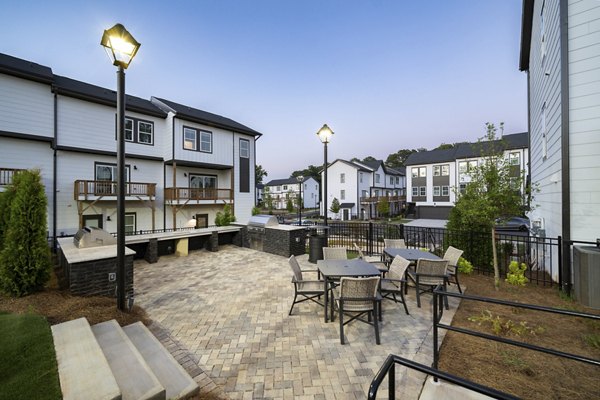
xmin=74 ymin=180 xmax=156 ymax=199
xmin=360 ymin=194 xmax=406 ymax=203
xmin=0 ymin=168 xmax=24 ymax=186
xmin=367 ymin=354 xmax=518 ymax=400
xmin=164 ymin=187 xmax=233 ymax=202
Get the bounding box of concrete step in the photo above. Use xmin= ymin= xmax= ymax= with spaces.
xmin=92 ymin=320 xmax=165 ymax=400
xmin=124 ymin=322 xmax=199 ymax=400
xmin=51 ymin=317 xmax=121 ymax=400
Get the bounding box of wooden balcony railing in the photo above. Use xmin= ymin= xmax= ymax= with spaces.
xmin=74 ymin=180 xmax=156 ymax=200
xmin=360 ymin=194 xmax=406 ymax=203
xmin=164 ymin=187 xmax=233 ymax=202
xmin=0 ymin=168 xmax=24 ymax=186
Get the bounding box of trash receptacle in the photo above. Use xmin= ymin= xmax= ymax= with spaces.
xmin=308 ymin=226 xmax=329 ymax=264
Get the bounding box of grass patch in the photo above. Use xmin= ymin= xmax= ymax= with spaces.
xmin=0 ymin=313 xmax=61 ymax=400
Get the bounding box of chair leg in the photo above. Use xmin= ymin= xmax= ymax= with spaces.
xmin=443 ymin=283 xmax=449 ymax=310
xmin=288 ymin=293 xmax=297 ymax=316
xmin=415 ymin=277 xmax=421 ymax=308
xmin=373 ymin=309 xmax=380 ymax=345
xmin=339 ymin=302 xmax=345 ymax=344
xmin=399 ymin=289 xmax=409 ymax=315
xmin=454 ymin=273 xmax=463 ymax=294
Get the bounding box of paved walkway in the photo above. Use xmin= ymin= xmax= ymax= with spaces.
xmin=134 ymin=246 xmax=460 ymax=399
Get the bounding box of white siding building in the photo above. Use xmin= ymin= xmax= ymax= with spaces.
xmin=263 ymin=177 xmax=319 ymax=210
xmin=519 ymin=0 xmax=600 ymax=281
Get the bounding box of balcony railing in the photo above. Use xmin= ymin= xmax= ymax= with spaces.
xmin=360 ymin=194 xmax=406 ymax=203
xmin=0 ymin=168 xmax=24 ymax=186
xmin=74 ymin=180 xmax=156 ymax=199
xmin=164 ymin=187 xmax=233 ymax=202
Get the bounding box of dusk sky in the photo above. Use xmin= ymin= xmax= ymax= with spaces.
xmin=0 ymin=0 xmax=527 ymax=179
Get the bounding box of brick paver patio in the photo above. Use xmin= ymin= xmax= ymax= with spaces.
xmin=134 ymin=245 xmax=460 ymax=399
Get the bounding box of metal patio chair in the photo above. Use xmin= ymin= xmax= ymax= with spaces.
xmin=353 ymin=242 xmax=388 ymax=275
xmin=383 ymin=238 xmax=407 ymax=265
xmin=406 ymin=258 xmax=449 ymax=309
xmin=288 ymin=255 xmax=325 ymax=315
xmin=333 ymin=276 xmax=381 ymax=345
xmin=322 ymin=247 xmax=348 ymax=260
xmin=380 ymin=256 xmax=411 ymax=315
xmin=443 ymin=246 xmax=464 ymax=293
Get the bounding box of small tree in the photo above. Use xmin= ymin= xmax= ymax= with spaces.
xmin=330 ymin=197 xmax=341 ymax=219
xmin=251 ymin=206 xmax=260 ymax=216
xmin=0 ymin=170 xmax=51 ymax=296
xmin=264 ymin=187 xmax=274 ymax=214
xmin=286 ymin=195 xmax=294 ymax=213
xmin=215 ymin=204 xmax=236 ymax=226
xmin=377 ymin=196 xmax=390 ymax=218
xmin=447 ymin=122 xmax=527 ymax=289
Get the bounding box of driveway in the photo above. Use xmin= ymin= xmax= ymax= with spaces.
xmin=134 ymin=246 xmax=460 ymax=399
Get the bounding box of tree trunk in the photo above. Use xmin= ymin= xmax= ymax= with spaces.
xmin=492 ymin=227 xmax=499 ymax=289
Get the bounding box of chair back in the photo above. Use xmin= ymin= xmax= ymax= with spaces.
xmin=443 ymin=246 xmax=464 ymax=267
xmin=387 ymin=256 xmax=411 ymax=282
xmin=339 ymin=276 xmax=380 ymax=311
xmin=323 ymin=247 xmax=348 ymax=260
xmin=384 ymin=238 xmax=406 ymax=249
xmin=288 ymin=255 xmax=303 ymax=282
xmin=352 ymin=243 xmax=365 ymax=259
xmin=416 ymin=258 xmax=449 ymax=285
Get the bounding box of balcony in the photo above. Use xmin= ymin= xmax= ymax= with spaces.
xmin=0 ymin=168 xmax=24 ymax=187
xmin=74 ymin=180 xmax=156 ymax=201
xmin=164 ymin=187 xmax=233 ymax=205
xmin=360 ymin=194 xmax=406 ymax=203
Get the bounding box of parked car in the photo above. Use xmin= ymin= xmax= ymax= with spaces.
xmin=495 ymin=216 xmax=530 ymax=232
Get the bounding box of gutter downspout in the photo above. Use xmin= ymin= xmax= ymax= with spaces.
xmin=559 ymin=0 xmax=571 ymax=292
xmin=52 ymin=91 xmax=58 ymax=252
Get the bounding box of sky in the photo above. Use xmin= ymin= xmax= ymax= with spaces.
xmin=0 ymin=0 xmax=527 ymax=179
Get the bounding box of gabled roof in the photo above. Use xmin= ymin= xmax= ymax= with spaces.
xmin=0 ymin=53 xmax=53 ymax=84
xmin=53 ymin=75 xmax=167 ymax=118
xmin=328 ymin=159 xmax=371 ymax=172
xmin=519 ymin=0 xmax=535 ymax=71
xmin=265 ymin=178 xmax=300 ymax=186
xmin=153 ymin=97 xmax=262 ymax=137
xmin=358 ymin=159 xmax=383 ymax=171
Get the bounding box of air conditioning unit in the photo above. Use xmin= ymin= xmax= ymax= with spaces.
xmin=573 ymin=245 xmax=600 ymax=310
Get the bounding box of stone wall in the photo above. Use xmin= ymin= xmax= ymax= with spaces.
xmin=263 ymin=228 xmax=306 ymax=257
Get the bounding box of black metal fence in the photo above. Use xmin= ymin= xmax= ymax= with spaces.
xmin=320 ymin=222 xmax=561 ymax=287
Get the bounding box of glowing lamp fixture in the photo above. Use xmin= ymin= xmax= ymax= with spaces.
xmin=316 ymin=123 xmax=334 ymax=144
xmin=101 ymin=23 xmax=140 ymax=69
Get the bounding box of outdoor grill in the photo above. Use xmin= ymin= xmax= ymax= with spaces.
xmin=73 ymin=226 xmax=117 ymax=248
xmin=247 ymin=214 xmax=279 ymax=251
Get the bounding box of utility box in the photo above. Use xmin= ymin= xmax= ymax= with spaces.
xmin=573 ymin=245 xmax=600 ymax=310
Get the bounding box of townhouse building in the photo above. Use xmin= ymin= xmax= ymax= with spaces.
xmin=263 ymin=177 xmax=320 ymax=210
xmin=519 ymin=0 xmax=600 ymax=279
xmin=322 ymin=159 xmax=406 ymax=221
xmin=405 ymin=132 xmax=529 ymax=219
xmin=0 ymin=52 xmax=261 ymax=245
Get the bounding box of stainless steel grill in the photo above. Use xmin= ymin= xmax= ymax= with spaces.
xmin=73 ymin=226 xmax=117 ymax=248
xmin=247 ymin=215 xmax=278 ymax=251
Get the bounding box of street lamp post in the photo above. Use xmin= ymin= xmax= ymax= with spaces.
xmin=101 ymin=23 xmax=140 ymax=311
xmin=316 ymin=124 xmax=334 ymax=226
xmin=296 ymin=175 xmax=304 ymax=226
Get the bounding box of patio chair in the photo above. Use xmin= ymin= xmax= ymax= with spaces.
xmin=333 ymin=276 xmax=381 ymax=345
xmin=352 ymin=243 xmax=388 ymax=275
xmin=380 ymin=256 xmax=411 ymax=315
xmin=383 ymin=238 xmax=407 ymax=265
xmin=406 ymin=258 xmax=449 ymax=309
xmin=288 ymin=255 xmax=325 ymax=315
xmin=443 ymin=246 xmax=464 ymax=294
xmin=322 ymin=247 xmax=348 ymax=260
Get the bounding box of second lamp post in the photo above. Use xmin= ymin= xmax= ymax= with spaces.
xmin=316 ymin=124 xmax=334 ymax=226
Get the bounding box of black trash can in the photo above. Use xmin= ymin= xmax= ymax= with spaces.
xmin=308 ymin=226 xmax=329 ymax=264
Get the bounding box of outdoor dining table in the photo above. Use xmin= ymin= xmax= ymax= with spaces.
xmin=317 ymin=259 xmax=381 ymax=323
xmin=383 ymin=248 xmax=442 ymax=263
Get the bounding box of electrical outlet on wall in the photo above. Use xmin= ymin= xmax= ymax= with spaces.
xmin=108 ymin=273 xmax=116 ymax=282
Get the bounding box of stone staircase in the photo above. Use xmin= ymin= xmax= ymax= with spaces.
xmin=51 ymin=318 xmax=199 ymax=400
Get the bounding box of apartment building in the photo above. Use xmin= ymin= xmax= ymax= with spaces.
xmin=263 ymin=177 xmax=320 ymax=210
xmin=0 ymin=52 xmax=261 ymax=243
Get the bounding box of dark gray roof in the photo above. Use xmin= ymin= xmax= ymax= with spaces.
xmin=154 ymin=97 xmax=261 ymax=137
xmin=0 ymin=53 xmax=53 ymax=83
xmin=340 ymin=203 xmax=355 ymax=208
xmin=359 ymin=159 xmax=383 ymax=171
xmin=383 ymin=165 xmax=405 ymax=176
xmin=256 ymin=183 xmax=264 ymax=189
xmin=53 ymin=75 xmax=167 ymax=118
xmin=405 ymin=132 xmax=528 ymax=166
xmin=265 ymin=178 xmax=300 ymax=186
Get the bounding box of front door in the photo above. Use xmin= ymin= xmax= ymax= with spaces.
xmin=195 ymin=213 xmax=208 ymax=228
xmin=82 ymin=214 xmax=103 ymax=229
xmin=190 ymin=175 xmax=217 ymax=200
xmin=343 ymin=209 xmax=349 ymax=221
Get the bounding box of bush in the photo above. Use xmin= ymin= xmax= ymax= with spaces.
xmin=457 ymin=257 xmax=473 ymax=274
xmin=251 ymin=206 xmax=260 ymax=216
xmin=215 ymin=204 xmax=236 ymax=226
xmin=506 ymin=261 xmax=528 ymax=286
xmin=0 ymin=170 xmax=51 ymax=296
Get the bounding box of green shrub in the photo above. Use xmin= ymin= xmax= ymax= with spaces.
xmin=457 ymin=257 xmax=473 ymax=274
xmin=215 ymin=204 xmax=236 ymax=226
xmin=506 ymin=261 xmax=528 ymax=286
xmin=0 ymin=170 xmax=51 ymax=296
xmin=251 ymin=206 xmax=260 ymax=216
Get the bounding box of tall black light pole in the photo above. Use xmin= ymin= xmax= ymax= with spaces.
xmin=296 ymin=175 xmax=304 ymax=225
xmin=316 ymin=124 xmax=334 ymax=226
xmin=101 ymin=23 xmax=140 ymax=311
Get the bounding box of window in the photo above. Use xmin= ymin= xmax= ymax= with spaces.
xmin=340 ymin=190 xmax=345 ymax=200
xmin=509 ymin=152 xmax=520 ymax=166
xmin=359 ymin=173 xmax=363 ymax=183
xmin=183 ymin=128 xmax=197 ymax=150
xmin=396 ymin=177 xmax=399 ymax=184
xmin=362 ymin=190 xmax=368 ymax=198
xmin=125 ymin=118 xmax=134 ymax=141
xmin=389 ymin=176 xmax=393 ymax=185
xmin=340 ymin=173 xmax=345 ymax=183
xmin=412 ymin=187 xmax=418 ymax=196
xmin=419 ymin=167 xmax=426 ymax=177
xmin=433 ymin=166 xmax=441 ymax=176
xmin=183 ymin=127 xmax=212 ymax=153
xmin=283 ymin=185 xmax=287 ymax=190
xmin=95 ymin=163 xmax=130 ymax=182
xmin=442 ymin=186 xmax=449 ymax=196
xmin=276 ymin=186 xmax=281 ymax=191
xmin=125 ymin=213 xmax=136 ymax=234
xmin=412 ymin=168 xmax=418 ymax=178
xmin=375 ymin=173 xmax=380 ymax=183
xmin=419 ymin=187 xmax=426 ymax=196
xmin=468 ymin=160 xmax=478 ymax=171
xmin=433 ymin=186 xmax=440 ymax=196
xmin=240 ymin=139 xmax=250 ymax=158
xmin=459 ymin=184 xmax=466 ymax=193
xmin=458 ymin=161 xmax=467 ymax=173
xmin=441 ymin=165 xmax=449 ymax=176
xmin=374 ymin=190 xmax=379 ymax=196
xmin=138 ymin=121 xmax=153 ymax=144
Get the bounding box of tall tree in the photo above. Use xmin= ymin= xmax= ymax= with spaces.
xmin=435 ymin=143 xmax=455 ymax=150
xmin=385 ymin=149 xmax=418 ymax=168
xmin=255 ymin=164 xmax=268 ymax=185
xmin=290 ymin=165 xmax=322 ymax=183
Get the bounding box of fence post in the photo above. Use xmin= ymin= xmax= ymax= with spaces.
xmin=558 ymin=236 xmax=563 ymax=292
xmin=433 ymin=290 xmax=439 ymax=383
xmin=368 ymin=222 xmax=373 ymax=254
xmin=399 ymin=223 xmax=404 ymax=240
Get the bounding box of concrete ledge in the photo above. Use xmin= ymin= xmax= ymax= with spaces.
xmin=51 ymin=318 xmax=121 ymax=400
